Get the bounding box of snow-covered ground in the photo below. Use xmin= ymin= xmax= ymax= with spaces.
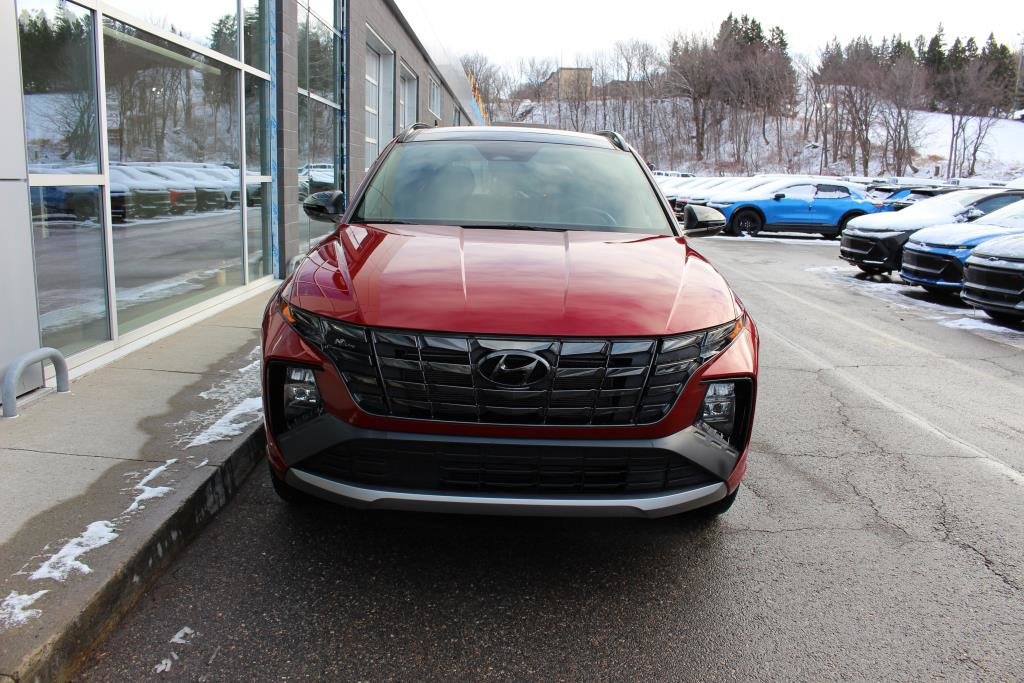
xmin=808 ymin=264 xmax=1024 ymax=350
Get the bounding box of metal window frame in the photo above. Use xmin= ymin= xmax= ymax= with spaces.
xmin=427 ymin=75 xmax=441 ymax=117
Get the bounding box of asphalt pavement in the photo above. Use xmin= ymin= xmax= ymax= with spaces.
xmin=77 ymin=235 xmax=1024 ymax=681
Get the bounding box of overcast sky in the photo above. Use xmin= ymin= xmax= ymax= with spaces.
xmin=413 ymin=1 xmax=1022 ymax=66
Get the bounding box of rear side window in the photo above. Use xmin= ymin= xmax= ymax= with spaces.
xmin=816 ymin=184 xmax=851 ymax=199
xmin=781 ymin=184 xmax=816 ymax=200
xmin=352 ymin=140 xmax=673 ymax=235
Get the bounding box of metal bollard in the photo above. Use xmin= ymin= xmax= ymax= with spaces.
xmin=1 ymin=347 xmax=70 ymax=418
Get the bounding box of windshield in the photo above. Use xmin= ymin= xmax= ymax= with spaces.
xmin=351 ymin=140 xmax=673 ymax=234
xmin=975 ymin=198 xmax=1024 ymax=228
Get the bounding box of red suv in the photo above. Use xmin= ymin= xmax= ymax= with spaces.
xmin=262 ymin=126 xmax=758 ymax=518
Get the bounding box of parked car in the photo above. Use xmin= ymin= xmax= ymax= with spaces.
xmin=708 ymin=179 xmax=876 ymax=237
xmin=961 ymin=234 xmax=1024 ymax=323
xmin=113 ymin=165 xmax=193 ymax=214
xmin=877 ymin=186 xmax=959 ymax=211
xmin=107 ymin=166 xmax=172 ymax=217
xmin=839 ymin=189 xmax=1022 ymax=273
xmin=262 ymin=126 xmax=757 ymax=519
xmin=900 ymin=199 xmax=1024 ymax=294
xmin=136 ymin=165 xmax=221 ymax=212
xmin=62 ymin=164 xmax=133 ymax=222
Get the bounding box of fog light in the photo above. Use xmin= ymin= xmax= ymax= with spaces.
xmin=283 ymin=366 xmax=322 ymax=428
xmin=701 ymin=381 xmax=736 ymax=438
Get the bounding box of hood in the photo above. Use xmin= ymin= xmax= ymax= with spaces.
xmin=285 ymin=223 xmax=740 ymax=337
xmin=972 ymin=234 xmax=1024 ymax=259
xmin=847 ymin=206 xmax=961 ymax=231
xmin=909 ymin=223 xmax=1024 ymax=248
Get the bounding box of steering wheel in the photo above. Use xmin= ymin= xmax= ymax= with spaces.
xmin=563 ymin=206 xmax=618 ymax=227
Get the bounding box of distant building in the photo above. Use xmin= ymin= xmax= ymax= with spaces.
xmin=541 ymin=67 xmax=593 ymax=100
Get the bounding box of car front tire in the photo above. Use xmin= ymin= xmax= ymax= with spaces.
xmin=733 ymin=209 xmax=763 ymax=236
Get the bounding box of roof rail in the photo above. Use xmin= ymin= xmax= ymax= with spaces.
xmin=398 ymin=122 xmax=433 ymax=142
xmin=595 ymin=130 xmax=628 ymax=151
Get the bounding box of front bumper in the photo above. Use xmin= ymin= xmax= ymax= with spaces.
xmin=272 ymin=414 xmax=742 ymax=518
xmin=899 ymin=245 xmax=966 ymax=290
xmin=962 ymin=256 xmax=1024 ymax=315
xmin=839 ymin=229 xmax=910 ymax=270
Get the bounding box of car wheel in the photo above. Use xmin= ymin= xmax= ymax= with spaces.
xmin=857 ymin=264 xmax=885 ymax=275
xmin=985 ymin=310 xmax=1024 ymax=324
xmin=733 ymin=210 xmax=762 ymax=236
xmin=268 ymin=462 xmax=315 ymax=504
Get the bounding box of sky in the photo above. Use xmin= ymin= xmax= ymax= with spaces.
xmin=412 ymin=0 xmax=1023 ymax=67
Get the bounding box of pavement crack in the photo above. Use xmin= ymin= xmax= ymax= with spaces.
xmin=728 ymin=525 xmax=867 ymax=534
xmin=1 ymin=447 xmax=169 ymax=464
xmin=936 ymin=495 xmax=1022 ymax=594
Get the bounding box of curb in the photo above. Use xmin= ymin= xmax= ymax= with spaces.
xmin=9 ymin=428 xmax=266 ymax=683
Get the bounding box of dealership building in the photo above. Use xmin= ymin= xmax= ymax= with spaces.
xmin=0 ymin=0 xmax=482 ymax=401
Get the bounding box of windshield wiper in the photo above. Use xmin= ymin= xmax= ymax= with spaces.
xmin=354 ymin=218 xmax=415 ymax=225
xmin=458 ymin=223 xmax=568 ymax=232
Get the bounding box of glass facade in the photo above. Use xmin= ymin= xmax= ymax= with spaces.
xmin=13 ymin=0 xmax=470 ymax=363
xmin=297 ymin=0 xmax=343 ymax=255
xmin=18 ymin=0 xmax=274 ymax=356
xmin=29 ymin=185 xmax=110 ymax=355
xmin=19 ymin=0 xmax=99 ymax=171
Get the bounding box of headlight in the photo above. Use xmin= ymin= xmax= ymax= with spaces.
xmin=698 ymin=379 xmax=754 ymax=450
xmin=279 ymin=299 xmax=385 ymax=414
xmin=708 ymin=202 xmax=732 ymax=209
xmin=282 ymin=366 xmax=322 ymax=429
xmin=701 ymin=382 xmax=737 ymax=437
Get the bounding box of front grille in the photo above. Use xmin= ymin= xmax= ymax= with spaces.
xmin=963 ymin=261 xmax=1024 ymax=307
xmin=300 ymin=440 xmax=719 ymax=495
xmin=840 ymin=233 xmax=876 ymax=258
xmin=314 ymin=323 xmax=705 ymax=426
xmin=902 ymin=249 xmax=963 ymax=282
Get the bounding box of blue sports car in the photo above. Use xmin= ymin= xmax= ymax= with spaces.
xmin=900 ymin=199 xmax=1024 ymax=294
xmin=707 ymin=178 xmax=878 ymax=237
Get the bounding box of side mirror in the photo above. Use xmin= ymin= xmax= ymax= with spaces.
xmin=302 ymin=190 xmax=345 ymax=223
xmin=965 ymin=207 xmax=985 ymax=220
xmin=773 ymin=192 xmax=785 ymax=200
xmin=682 ymin=204 xmax=726 ymax=237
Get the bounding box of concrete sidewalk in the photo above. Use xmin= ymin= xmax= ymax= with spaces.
xmin=0 ymin=288 xmax=275 ymax=682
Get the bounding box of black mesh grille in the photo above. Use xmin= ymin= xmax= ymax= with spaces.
xmin=963 ymin=261 xmax=1024 ymax=307
xmin=299 ymin=440 xmax=720 ymax=495
xmin=902 ymin=249 xmax=963 ymax=282
xmin=317 ymin=326 xmax=705 ymax=426
xmin=840 ymin=234 xmax=881 ymax=259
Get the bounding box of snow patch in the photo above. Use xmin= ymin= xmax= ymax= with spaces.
xmin=125 ymin=459 xmax=177 ymax=513
xmin=808 ymin=265 xmax=1024 ymax=349
xmin=194 ymin=459 xmax=210 ymax=468
xmin=179 ymin=346 xmax=263 ymax=447
xmin=29 ymin=521 xmax=118 ymax=581
xmin=0 ymin=590 xmax=49 ymax=629
xmin=941 ymin=317 xmax=1024 ymax=336
xmin=186 ymin=397 xmax=263 ymax=447
xmin=170 ymin=625 xmax=196 ymax=645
